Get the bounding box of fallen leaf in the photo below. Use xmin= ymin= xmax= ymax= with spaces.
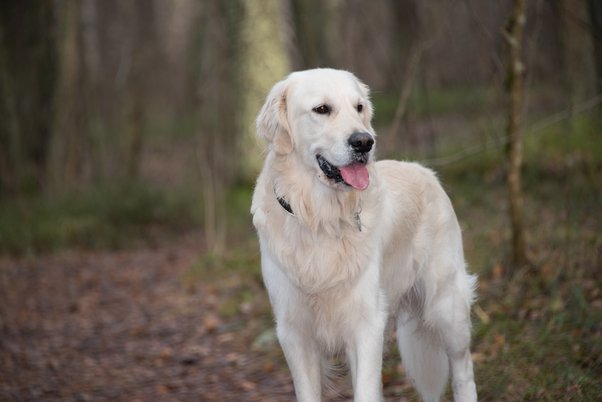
xmin=241 ymin=380 xmax=257 ymax=391
xmin=492 ymin=263 xmax=504 ymax=281
xmin=202 ymin=313 xmax=221 ymax=333
xmin=263 ymin=361 xmax=274 ymax=373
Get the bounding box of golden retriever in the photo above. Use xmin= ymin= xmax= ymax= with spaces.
xmin=251 ymin=68 xmax=477 ymax=402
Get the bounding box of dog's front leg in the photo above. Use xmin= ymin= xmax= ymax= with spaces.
xmin=261 ymin=251 xmax=322 ymax=402
xmin=345 ymin=267 xmax=387 ymax=402
xmin=277 ymin=320 xmax=322 ymax=402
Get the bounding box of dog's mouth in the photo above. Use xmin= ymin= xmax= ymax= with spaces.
xmin=316 ymin=154 xmax=370 ymax=191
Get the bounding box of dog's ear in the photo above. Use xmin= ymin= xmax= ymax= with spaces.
xmin=256 ymin=78 xmax=293 ymax=155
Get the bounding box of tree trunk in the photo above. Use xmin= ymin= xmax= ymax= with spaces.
xmin=0 ymin=21 xmax=20 ymax=193
xmin=239 ymin=0 xmax=290 ymax=177
xmin=190 ymin=0 xmax=245 ymax=254
xmin=80 ymin=0 xmax=103 ymax=183
xmin=0 ymin=1 xmax=58 ymax=194
xmin=54 ymin=0 xmax=85 ymax=189
xmin=504 ymin=0 xmax=530 ymax=270
xmin=388 ymin=44 xmax=423 ymax=141
xmin=123 ymin=0 xmax=156 ymax=183
xmin=588 ymin=0 xmax=602 ymax=96
xmin=290 ymin=0 xmax=333 ymax=69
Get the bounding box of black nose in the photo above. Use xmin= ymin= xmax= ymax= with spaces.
xmin=348 ymin=132 xmax=374 ymax=153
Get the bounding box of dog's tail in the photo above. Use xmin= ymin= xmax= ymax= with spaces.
xmin=397 ymin=316 xmax=449 ymax=402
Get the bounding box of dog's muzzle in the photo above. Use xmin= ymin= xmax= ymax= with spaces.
xmin=317 ymin=154 xmax=344 ymax=183
xmin=316 ymin=132 xmax=374 ymax=190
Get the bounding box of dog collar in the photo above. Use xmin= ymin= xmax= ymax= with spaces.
xmin=274 ymin=187 xmax=362 ymax=231
xmin=276 ymin=194 xmax=294 ymax=215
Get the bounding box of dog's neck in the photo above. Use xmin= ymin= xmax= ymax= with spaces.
xmin=274 ymin=187 xmax=363 ymax=232
xmin=269 ymin=152 xmax=366 ymax=234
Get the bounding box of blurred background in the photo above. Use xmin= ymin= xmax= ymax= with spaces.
xmin=0 ymin=0 xmax=601 ymax=401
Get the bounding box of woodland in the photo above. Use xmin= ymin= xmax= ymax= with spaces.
xmin=1 ymin=1 xmax=601 ymax=400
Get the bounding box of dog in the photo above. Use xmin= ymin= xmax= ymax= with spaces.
xmin=251 ymin=68 xmax=477 ymax=402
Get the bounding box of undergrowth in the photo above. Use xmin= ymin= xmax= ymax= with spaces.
xmin=0 ymin=182 xmax=202 ymax=255
xmin=438 ymin=114 xmax=602 ymax=401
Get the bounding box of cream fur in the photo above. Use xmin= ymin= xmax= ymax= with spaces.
xmin=251 ymin=68 xmax=477 ymax=402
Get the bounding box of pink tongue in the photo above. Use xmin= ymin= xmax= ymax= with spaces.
xmin=339 ymin=163 xmax=369 ymax=190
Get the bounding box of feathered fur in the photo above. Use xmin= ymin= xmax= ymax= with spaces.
xmin=251 ymin=68 xmax=477 ymax=402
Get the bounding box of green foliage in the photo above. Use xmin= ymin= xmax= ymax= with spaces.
xmin=371 ymin=86 xmax=492 ymax=127
xmin=0 ymin=183 xmax=202 ymax=255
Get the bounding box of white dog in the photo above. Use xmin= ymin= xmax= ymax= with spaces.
xmin=251 ymin=68 xmax=477 ymax=402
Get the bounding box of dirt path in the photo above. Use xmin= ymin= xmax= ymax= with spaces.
xmin=0 ymin=232 xmax=412 ymax=401
xmin=0 ymin=232 xmax=297 ymax=401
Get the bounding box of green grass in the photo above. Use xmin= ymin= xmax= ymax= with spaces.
xmin=0 ymin=177 xmax=258 ymax=256
xmin=472 ymin=273 xmax=601 ymax=401
xmin=0 ymin=182 xmax=203 ymax=255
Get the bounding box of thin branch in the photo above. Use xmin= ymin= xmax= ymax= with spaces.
xmin=388 ymin=39 xmax=435 ymax=139
xmin=419 ymin=93 xmax=602 ymax=167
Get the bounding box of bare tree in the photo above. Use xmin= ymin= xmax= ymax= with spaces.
xmin=388 ymin=44 xmax=424 ymax=142
xmin=388 ymin=0 xmax=424 ymax=144
xmin=588 ymin=0 xmax=602 ymax=97
xmin=289 ymin=0 xmax=335 ymax=69
xmin=504 ymin=0 xmax=530 ymax=269
xmin=51 ymin=0 xmax=88 ymax=190
xmin=239 ymin=0 xmax=290 ymax=177
xmin=122 ymin=0 xmax=157 ymax=182
xmin=0 ymin=1 xmax=58 ymax=194
xmin=190 ymin=0 xmax=244 ymax=254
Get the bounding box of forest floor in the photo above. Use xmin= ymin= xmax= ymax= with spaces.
xmin=1 ymin=198 xmax=600 ymax=402
xmin=0 ymin=230 xmax=418 ymax=402
xmin=0 ymin=230 xmax=294 ymax=402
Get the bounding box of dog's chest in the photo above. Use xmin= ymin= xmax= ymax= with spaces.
xmin=262 ymin=220 xmax=375 ymax=293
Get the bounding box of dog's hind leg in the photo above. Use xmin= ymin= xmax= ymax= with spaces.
xmin=401 ymin=271 xmax=477 ymax=402
xmin=396 ymin=313 xmax=449 ymax=402
xmin=435 ymin=272 xmax=478 ymax=402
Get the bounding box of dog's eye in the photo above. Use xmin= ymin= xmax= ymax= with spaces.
xmin=312 ymin=105 xmax=331 ymax=115
xmin=357 ymin=104 xmax=363 ymax=113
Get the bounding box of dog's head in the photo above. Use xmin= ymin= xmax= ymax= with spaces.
xmin=257 ymin=68 xmax=376 ymax=191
